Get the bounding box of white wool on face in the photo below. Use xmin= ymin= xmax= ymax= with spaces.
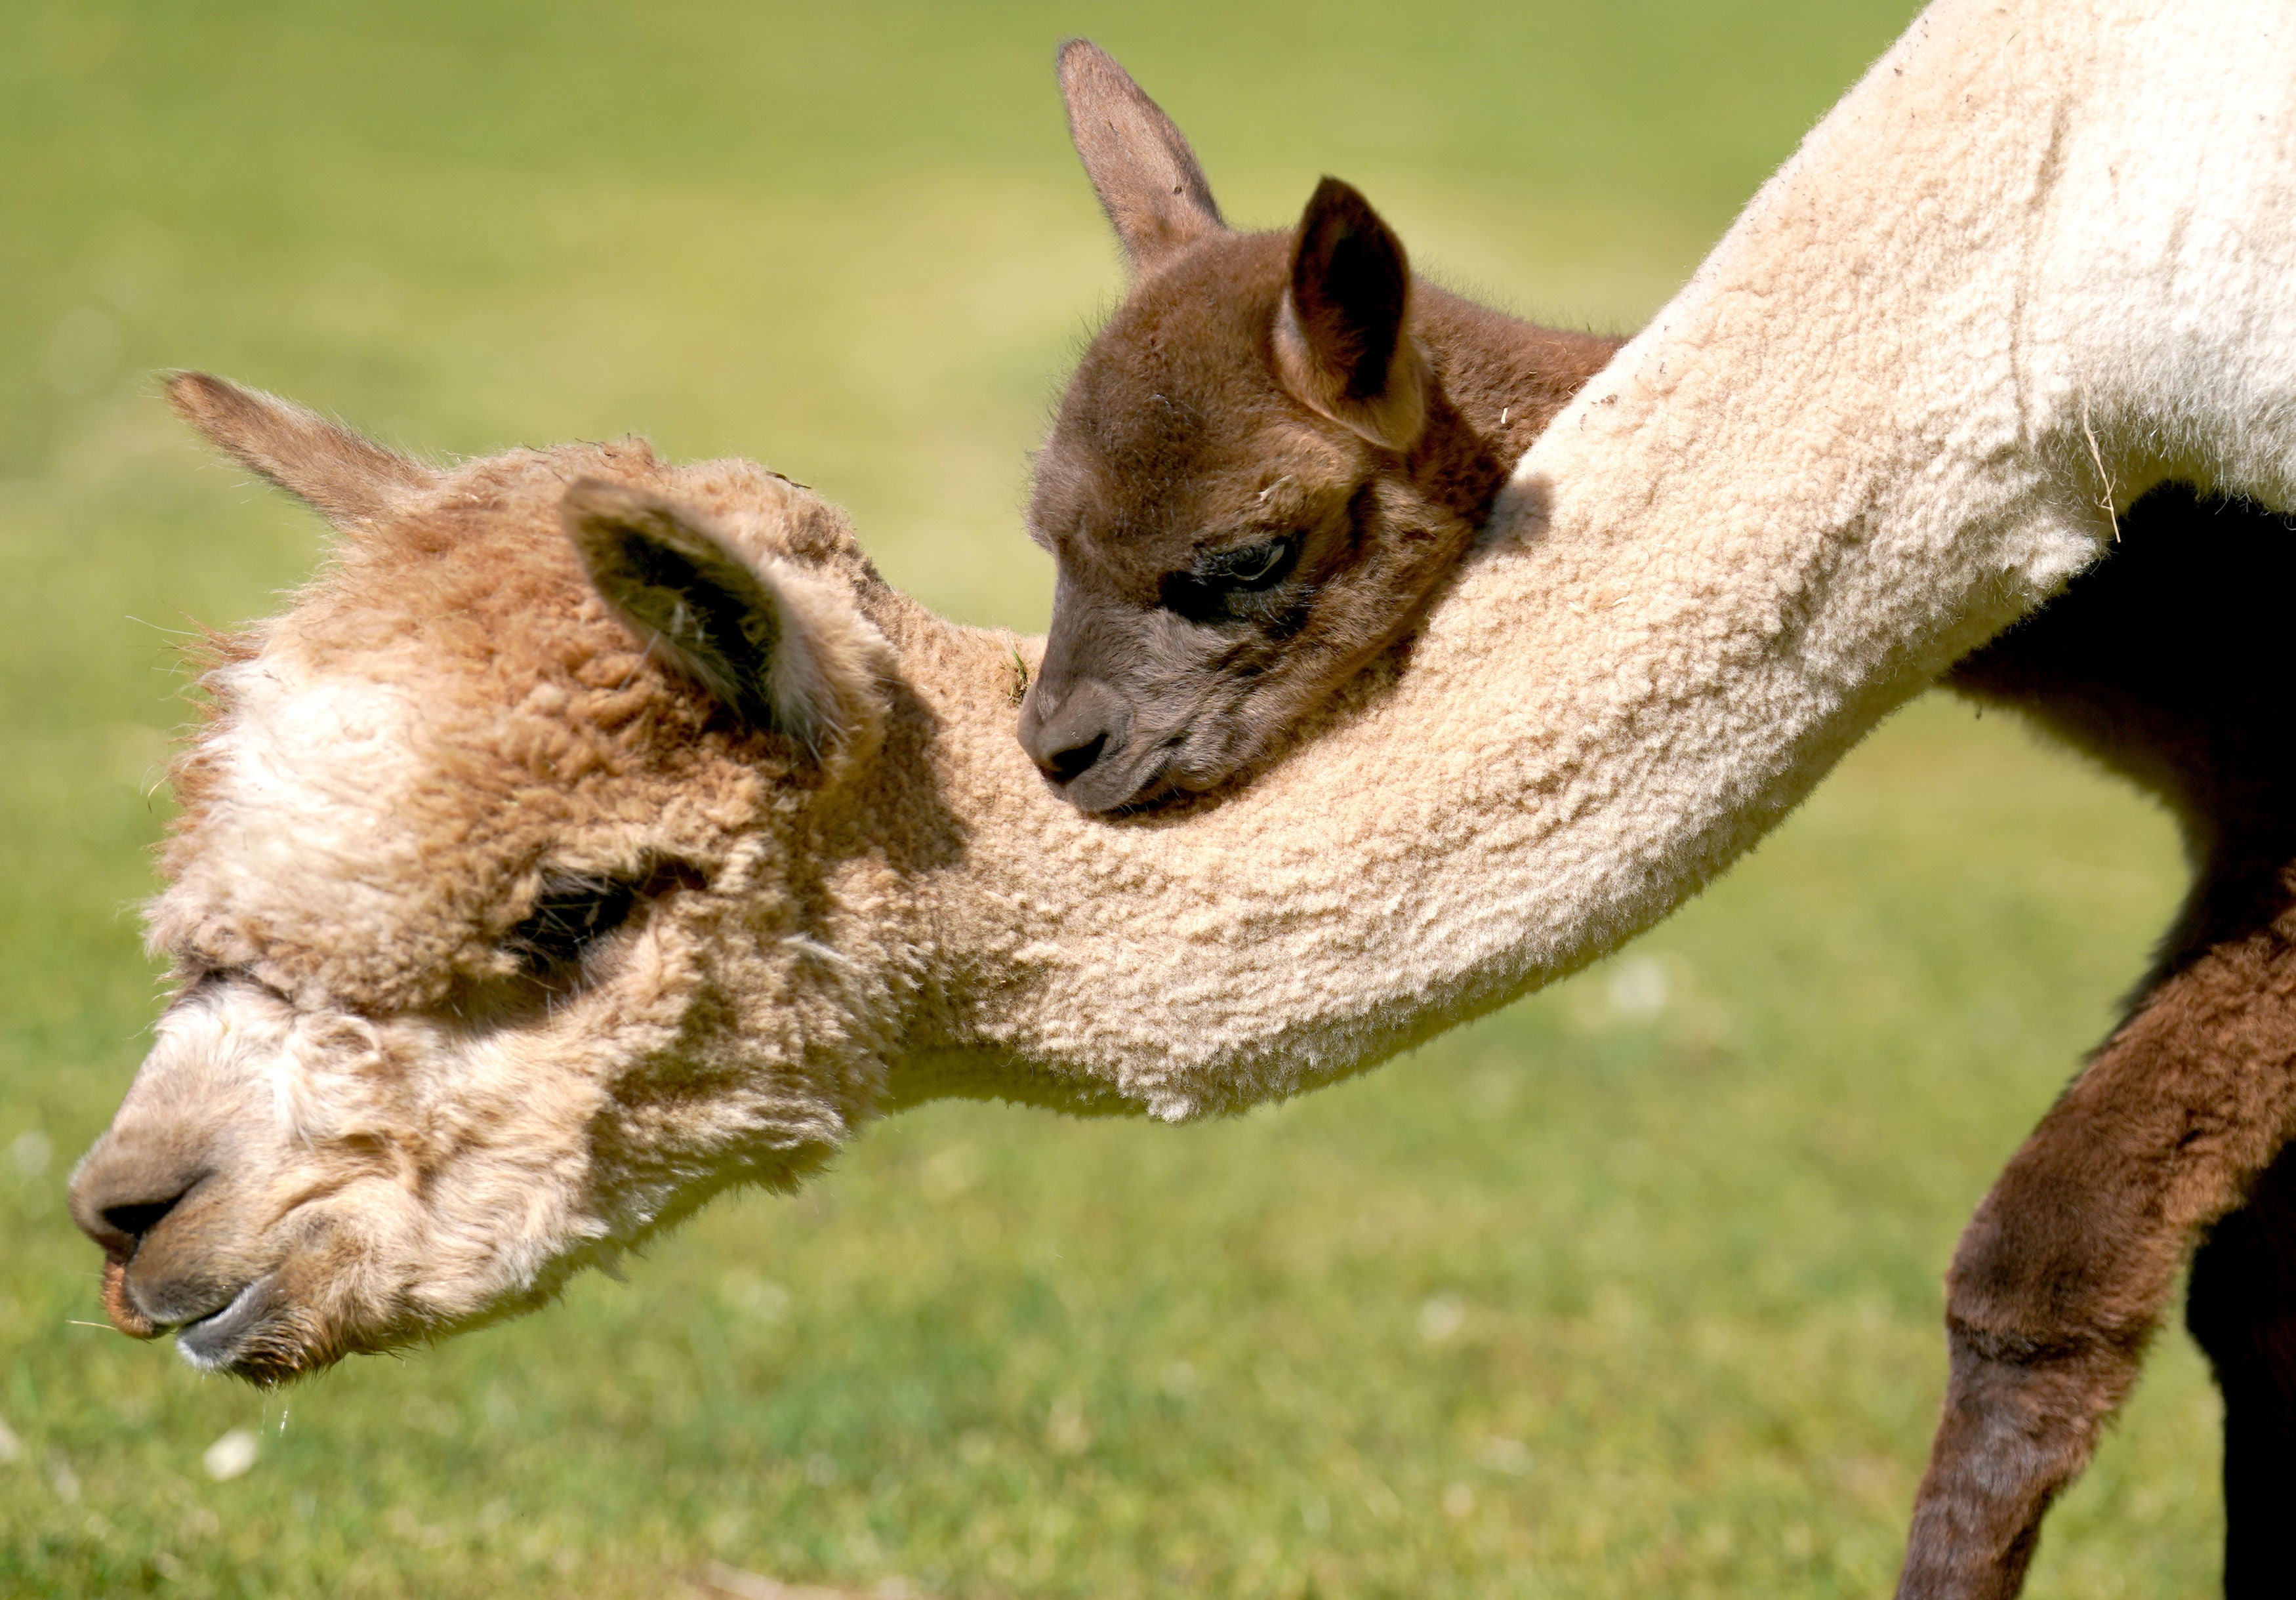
xmin=178 ymin=653 xmax=429 ymax=951
xmin=131 ymin=984 xmax=295 ymax=1133
xmin=121 ymin=983 xmax=396 ymax=1179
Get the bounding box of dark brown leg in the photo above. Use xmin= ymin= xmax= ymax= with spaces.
xmin=2188 ymin=1143 xmax=2296 ymax=1597
xmin=1895 ymin=926 xmax=2296 ymax=1600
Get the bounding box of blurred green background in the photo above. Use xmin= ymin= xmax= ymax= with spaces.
xmin=0 ymin=1 xmax=2220 ymax=1595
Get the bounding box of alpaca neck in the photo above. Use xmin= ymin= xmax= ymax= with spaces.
xmin=1414 ymin=286 xmax=1620 ymax=498
xmin=893 ymin=0 xmax=2296 ymax=1122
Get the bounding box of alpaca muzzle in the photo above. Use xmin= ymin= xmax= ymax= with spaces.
xmin=69 ymin=1146 xmax=239 ymax=1340
xmin=100 ymin=1256 xmax=160 ymax=1340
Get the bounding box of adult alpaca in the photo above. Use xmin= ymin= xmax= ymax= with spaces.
xmin=65 ymin=5 xmax=2296 ymax=1600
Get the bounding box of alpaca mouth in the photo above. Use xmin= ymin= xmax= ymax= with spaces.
xmin=1065 ymin=741 xmax=1177 ymax=815
xmin=173 ymin=1275 xmax=277 ymax=1371
xmin=1105 ymin=751 xmax=1181 ymax=813
xmin=1101 ymin=728 xmax=1257 ymax=817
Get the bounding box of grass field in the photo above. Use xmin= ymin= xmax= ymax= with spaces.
xmin=0 ymin=2 xmax=2225 ymax=1595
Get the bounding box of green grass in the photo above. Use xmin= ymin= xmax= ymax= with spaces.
xmin=0 ymin=1 xmax=2223 ymax=1595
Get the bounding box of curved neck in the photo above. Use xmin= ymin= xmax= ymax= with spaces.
xmin=1414 ymin=285 xmax=1621 ymax=495
xmin=891 ymin=0 xmax=2296 ymax=1121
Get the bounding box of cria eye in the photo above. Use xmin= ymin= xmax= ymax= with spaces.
xmin=508 ymin=873 xmax=639 ymax=974
xmin=1202 ymin=536 xmax=1296 ymax=589
xmin=1158 ymin=535 xmax=1306 ymax=625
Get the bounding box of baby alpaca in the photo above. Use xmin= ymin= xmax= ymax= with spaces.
xmin=1015 ymin=41 xmax=1617 ymax=812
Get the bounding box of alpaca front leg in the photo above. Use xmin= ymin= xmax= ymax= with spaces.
xmin=1893 ymin=1148 xmax=2173 ymax=1600
xmin=1893 ymin=932 xmax=2296 ymax=1600
xmin=2187 ymin=1142 xmax=2296 ymax=1598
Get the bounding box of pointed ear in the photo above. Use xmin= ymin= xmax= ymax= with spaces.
xmin=1273 ymin=178 xmax=1427 ymax=453
xmin=1056 ymin=39 xmax=1224 ymax=270
xmin=560 ymin=480 xmax=888 ymax=756
xmin=166 ymin=371 xmax=437 ymax=527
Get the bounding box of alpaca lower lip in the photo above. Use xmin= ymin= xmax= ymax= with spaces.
xmin=173 ymin=1276 xmax=274 ymax=1370
xmin=1097 ymin=739 xmax=1197 ymax=814
xmin=1065 ymin=746 xmax=1172 ymax=814
xmin=1109 ymin=746 xmax=1232 ymax=815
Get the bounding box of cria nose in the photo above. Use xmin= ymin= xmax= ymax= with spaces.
xmin=1019 ymin=676 xmax=1129 ymax=785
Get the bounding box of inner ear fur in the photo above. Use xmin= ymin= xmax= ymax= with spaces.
xmin=560 ymin=480 xmax=888 ymax=758
xmin=167 ymin=371 xmax=438 ymax=528
xmin=1273 ymin=178 xmax=1428 ymax=453
xmin=1056 ymin=39 xmax=1225 ymax=270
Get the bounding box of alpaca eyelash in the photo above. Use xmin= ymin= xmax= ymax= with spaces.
xmin=506 ymin=873 xmax=641 ymax=974
xmin=1160 ymin=535 xmax=1303 ymax=625
xmin=1198 ymin=535 xmax=1296 ymax=588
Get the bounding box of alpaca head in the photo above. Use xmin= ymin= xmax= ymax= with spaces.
xmin=1018 ymin=41 xmax=1527 ymax=814
xmin=68 ymin=375 xmax=918 ymax=1384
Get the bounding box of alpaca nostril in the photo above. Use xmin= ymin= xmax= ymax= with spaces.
xmin=71 ymin=1139 xmax=213 ymax=1260
xmin=102 ymin=1195 xmax=188 ymax=1242
xmin=1042 ymin=731 xmax=1109 ymax=785
xmin=90 ymin=1176 xmax=203 ymax=1256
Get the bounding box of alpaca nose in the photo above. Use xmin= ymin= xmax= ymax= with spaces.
xmin=1019 ymin=677 xmax=1131 ymax=787
xmin=70 ymin=1141 xmax=207 ymax=1261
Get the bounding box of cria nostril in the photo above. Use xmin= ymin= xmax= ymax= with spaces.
xmin=1045 ymin=731 xmax=1109 ymax=785
xmin=102 ymin=1191 xmax=191 ymax=1244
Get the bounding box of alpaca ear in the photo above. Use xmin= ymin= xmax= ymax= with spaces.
xmin=1273 ymin=178 xmax=1427 ymax=453
xmin=167 ymin=372 xmax=437 ymax=527
xmin=560 ymin=480 xmax=886 ymax=756
xmin=1056 ymin=39 xmax=1225 ymax=270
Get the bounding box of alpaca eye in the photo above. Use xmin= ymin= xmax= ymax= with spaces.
xmin=1160 ymin=535 xmax=1305 ymax=624
xmin=507 ymin=873 xmax=640 ymax=975
xmin=1206 ymin=537 xmax=1295 ymax=589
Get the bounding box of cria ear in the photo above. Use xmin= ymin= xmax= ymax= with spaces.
xmin=1057 ymin=39 xmax=1225 ymax=270
xmin=1273 ymin=178 xmax=1428 ymax=453
xmin=560 ymin=480 xmax=886 ymax=756
xmin=167 ymin=372 xmax=437 ymax=527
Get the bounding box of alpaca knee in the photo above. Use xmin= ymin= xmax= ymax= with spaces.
xmin=1940 ymin=1158 xmax=2171 ymax=1376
